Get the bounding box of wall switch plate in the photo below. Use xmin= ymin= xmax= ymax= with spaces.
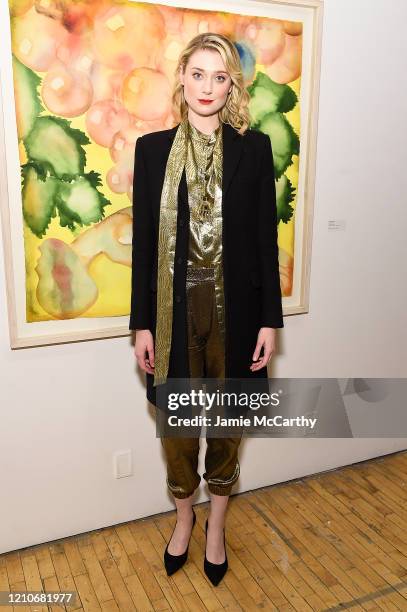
xmin=113 ymin=450 xmax=133 ymax=478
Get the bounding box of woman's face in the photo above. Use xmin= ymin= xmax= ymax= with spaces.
xmin=179 ymin=48 xmax=232 ymax=119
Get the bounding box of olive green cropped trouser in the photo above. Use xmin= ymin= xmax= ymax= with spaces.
xmin=161 ymin=267 xmax=243 ymax=498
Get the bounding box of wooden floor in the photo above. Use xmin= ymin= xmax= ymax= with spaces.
xmin=1 ymin=451 xmax=407 ymax=611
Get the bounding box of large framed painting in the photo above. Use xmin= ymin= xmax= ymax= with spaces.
xmin=0 ymin=0 xmax=323 ymax=348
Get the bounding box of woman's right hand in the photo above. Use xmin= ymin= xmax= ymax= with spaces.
xmin=134 ymin=330 xmax=155 ymax=374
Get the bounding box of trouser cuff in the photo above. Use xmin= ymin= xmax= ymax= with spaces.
xmin=205 ymin=461 xmax=240 ymax=496
xmin=166 ymin=477 xmax=199 ymax=499
xmin=208 ymin=483 xmax=234 ymax=496
xmin=171 ymin=491 xmax=196 ymax=499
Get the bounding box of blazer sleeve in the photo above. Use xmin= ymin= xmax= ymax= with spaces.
xmin=258 ymin=134 xmax=284 ymax=328
xmin=129 ymin=136 xmax=154 ymax=331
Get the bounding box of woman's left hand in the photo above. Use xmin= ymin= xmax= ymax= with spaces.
xmin=250 ymin=327 xmax=276 ymax=371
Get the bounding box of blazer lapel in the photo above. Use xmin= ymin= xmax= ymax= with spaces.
xmin=222 ymin=121 xmax=244 ymax=204
xmin=165 ymin=121 xmax=244 ymax=207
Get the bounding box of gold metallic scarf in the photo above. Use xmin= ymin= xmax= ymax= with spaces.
xmin=153 ymin=118 xmax=224 ymax=387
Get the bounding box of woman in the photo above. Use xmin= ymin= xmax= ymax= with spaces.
xmin=129 ymin=33 xmax=283 ymax=586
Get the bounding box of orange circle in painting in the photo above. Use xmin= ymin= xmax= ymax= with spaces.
xmin=122 ymin=68 xmax=172 ymax=121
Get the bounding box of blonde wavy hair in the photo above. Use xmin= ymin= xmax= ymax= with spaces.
xmin=172 ymin=33 xmax=251 ymax=136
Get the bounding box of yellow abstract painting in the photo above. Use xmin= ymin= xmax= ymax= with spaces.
xmin=8 ymin=0 xmax=302 ymax=323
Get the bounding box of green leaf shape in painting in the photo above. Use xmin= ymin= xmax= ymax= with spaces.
xmin=85 ymin=170 xmax=104 ymax=189
xmin=21 ymin=163 xmax=59 ymax=238
xmin=55 ymin=174 xmax=111 ymax=230
xmin=24 ymin=116 xmax=90 ymax=179
xmin=260 ymin=113 xmax=300 ymax=180
xmin=248 ymin=71 xmax=298 ymax=126
xmin=276 ymin=174 xmax=295 ymax=224
xmin=12 ymin=55 xmax=44 ymax=141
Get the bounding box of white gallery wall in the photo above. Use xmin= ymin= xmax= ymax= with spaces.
xmin=1 ymin=0 xmax=406 ymax=554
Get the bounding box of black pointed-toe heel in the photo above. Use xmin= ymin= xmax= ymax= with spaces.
xmin=204 ymin=518 xmax=228 ymax=586
xmin=164 ymin=507 xmax=196 ymax=576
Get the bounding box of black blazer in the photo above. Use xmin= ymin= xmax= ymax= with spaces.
xmin=129 ymin=121 xmax=283 ymax=407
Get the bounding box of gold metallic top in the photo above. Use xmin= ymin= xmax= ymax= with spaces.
xmin=153 ymin=118 xmax=225 ymax=387
xmin=186 ymin=120 xmax=221 ymax=268
xmin=184 ymin=119 xmax=226 ymax=373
